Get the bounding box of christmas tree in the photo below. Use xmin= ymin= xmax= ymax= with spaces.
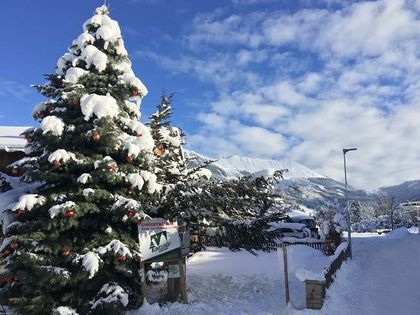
xmin=0 ymin=5 xmax=159 ymax=314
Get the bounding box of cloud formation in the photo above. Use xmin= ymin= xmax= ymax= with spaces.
xmin=142 ymin=0 xmax=420 ymax=189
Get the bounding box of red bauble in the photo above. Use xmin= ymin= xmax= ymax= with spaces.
xmin=26 ymin=136 xmax=33 ymax=143
xmin=53 ymin=160 xmax=61 ymax=168
xmin=48 ymin=107 xmax=54 ymax=113
xmin=137 ymin=219 xmax=143 ymax=225
xmin=11 ymin=167 xmax=19 ymax=176
xmin=92 ymin=132 xmax=100 ymax=142
xmin=65 ymin=210 xmax=75 ymax=218
xmin=15 ymin=210 xmax=26 ymax=219
xmin=127 ymin=189 xmax=134 ymax=195
xmin=10 ymin=242 xmax=18 ymax=250
xmin=10 ymin=277 xmax=19 ymax=285
xmin=72 ymin=98 xmax=80 ymax=106
xmin=118 ymin=255 xmax=126 ymax=262
xmin=126 ymin=156 xmax=133 ymax=164
xmin=132 ymin=90 xmax=139 ymax=97
xmin=107 ymin=164 xmax=116 ymax=172
xmin=62 ymin=249 xmax=70 ymax=257
xmin=127 ymin=210 xmax=136 ymax=218
xmin=136 ymin=133 xmax=142 ymax=138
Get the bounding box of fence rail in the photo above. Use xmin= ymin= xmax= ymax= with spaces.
xmin=270 ymin=240 xmax=336 ymax=255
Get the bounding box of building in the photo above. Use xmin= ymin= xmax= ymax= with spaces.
xmin=0 ymin=126 xmax=30 ymax=175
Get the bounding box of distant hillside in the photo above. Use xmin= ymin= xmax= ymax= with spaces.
xmin=378 ymin=180 xmax=420 ymax=203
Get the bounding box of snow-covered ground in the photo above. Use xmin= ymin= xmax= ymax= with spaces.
xmin=133 ymin=229 xmax=420 ymax=315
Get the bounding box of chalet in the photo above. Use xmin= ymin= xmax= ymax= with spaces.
xmin=0 ymin=126 xmax=30 ymax=175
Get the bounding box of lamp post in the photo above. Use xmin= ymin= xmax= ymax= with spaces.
xmin=343 ymin=148 xmax=357 ymax=259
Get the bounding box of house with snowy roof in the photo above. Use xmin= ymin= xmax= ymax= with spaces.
xmin=0 ymin=126 xmax=29 ymax=174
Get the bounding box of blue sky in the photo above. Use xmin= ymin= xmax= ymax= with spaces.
xmin=1 ymin=0 xmax=419 ymax=189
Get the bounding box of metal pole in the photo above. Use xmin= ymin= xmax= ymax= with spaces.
xmin=343 ymin=148 xmax=357 ymax=259
xmin=282 ymin=244 xmax=290 ymax=306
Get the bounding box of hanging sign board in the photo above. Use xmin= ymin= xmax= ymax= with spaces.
xmin=138 ymin=219 xmax=181 ymax=261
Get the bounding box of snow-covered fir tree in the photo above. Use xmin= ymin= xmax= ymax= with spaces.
xmin=315 ymin=199 xmax=347 ymax=249
xmin=0 ymin=5 xmax=159 ymax=314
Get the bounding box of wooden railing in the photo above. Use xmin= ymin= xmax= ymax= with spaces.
xmin=271 ymin=240 xmax=336 ymax=255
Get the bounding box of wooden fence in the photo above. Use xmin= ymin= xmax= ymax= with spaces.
xmin=271 ymin=240 xmax=336 ymax=255
xmin=305 ymin=243 xmax=350 ymax=309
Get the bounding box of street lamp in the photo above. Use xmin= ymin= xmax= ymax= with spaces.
xmin=343 ymin=148 xmax=357 ymax=259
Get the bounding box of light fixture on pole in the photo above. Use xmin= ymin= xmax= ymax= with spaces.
xmin=343 ymin=147 xmax=357 ymax=259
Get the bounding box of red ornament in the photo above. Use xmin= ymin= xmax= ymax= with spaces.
xmin=65 ymin=210 xmax=75 ymax=218
xmin=48 ymin=107 xmax=54 ymax=113
xmin=127 ymin=188 xmax=134 ymax=195
xmin=62 ymin=249 xmax=70 ymax=257
xmin=127 ymin=210 xmax=136 ymax=218
xmin=10 ymin=242 xmax=18 ymax=250
xmin=92 ymin=132 xmax=100 ymax=142
xmin=118 ymin=255 xmax=126 ymax=262
xmin=126 ymin=156 xmax=133 ymax=164
xmin=72 ymin=98 xmax=80 ymax=106
xmin=137 ymin=219 xmax=143 ymax=225
xmin=10 ymin=277 xmax=19 ymax=285
xmin=53 ymin=160 xmax=61 ymax=168
xmin=136 ymin=133 xmax=142 ymax=138
xmin=15 ymin=209 xmax=26 ymax=219
xmin=11 ymin=167 xmax=19 ymax=176
xmin=132 ymin=90 xmax=139 ymax=97
xmin=107 ymin=164 xmax=116 ymax=172
xmin=26 ymin=136 xmax=33 ymax=143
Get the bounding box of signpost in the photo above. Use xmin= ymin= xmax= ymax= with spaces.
xmin=138 ymin=219 xmax=189 ymax=304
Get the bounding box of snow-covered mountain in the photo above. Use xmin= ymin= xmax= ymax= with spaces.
xmin=378 ymin=180 xmax=420 ymax=203
xmin=186 ymin=151 xmax=325 ymax=180
xmin=186 ymin=150 xmax=376 ymax=209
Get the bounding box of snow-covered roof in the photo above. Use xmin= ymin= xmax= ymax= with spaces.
xmin=0 ymin=126 xmax=30 ymax=152
xmin=288 ymin=210 xmax=314 ymax=220
xmin=270 ymin=222 xmax=307 ymax=230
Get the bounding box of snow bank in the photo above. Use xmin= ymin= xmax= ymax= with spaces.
xmin=385 ymin=227 xmax=411 ymax=240
xmin=80 ymin=93 xmax=119 ymax=121
xmin=40 ymin=116 xmax=65 ymax=136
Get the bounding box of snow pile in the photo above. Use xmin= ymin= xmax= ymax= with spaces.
xmin=385 ymin=227 xmax=411 ymax=240
xmin=126 ymin=173 xmax=144 ymax=190
xmin=80 ymin=93 xmax=119 ymax=121
xmin=80 ymin=45 xmax=108 ymax=73
xmin=288 ymin=245 xmax=330 ymax=282
xmin=42 ymin=266 xmax=70 ymax=278
xmin=83 ymin=188 xmax=95 ymax=197
xmin=49 ymin=201 xmax=76 ymax=219
xmin=40 ymin=116 xmax=65 ymax=136
xmin=124 ymin=100 xmax=140 ymax=118
xmin=113 ymin=61 xmax=148 ymax=96
xmin=160 ymin=127 xmax=182 ymax=147
xmin=123 ymin=142 xmax=141 ymax=158
xmin=77 ymin=173 xmax=92 ymax=184
xmin=64 ymin=67 xmax=89 ymax=83
xmin=73 ymin=33 xmax=95 ymax=50
xmin=57 ymin=53 xmax=76 ymax=76
xmin=408 ymin=226 xmax=419 ymax=234
xmin=189 ymin=168 xmax=212 ymax=180
xmin=97 ymin=239 xmax=132 ymax=257
xmin=91 ymin=283 xmax=129 ymax=309
xmin=74 ymin=252 xmax=102 ymax=279
xmin=140 ymin=171 xmax=161 ymax=194
xmin=12 ymin=194 xmax=46 ymax=211
xmin=48 ymin=149 xmax=76 ymax=163
xmin=52 ymin=306 xmax=79 ymax=315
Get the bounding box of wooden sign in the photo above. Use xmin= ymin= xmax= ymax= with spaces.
xmin=138 ymin=219 xmax=181 ymax=261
